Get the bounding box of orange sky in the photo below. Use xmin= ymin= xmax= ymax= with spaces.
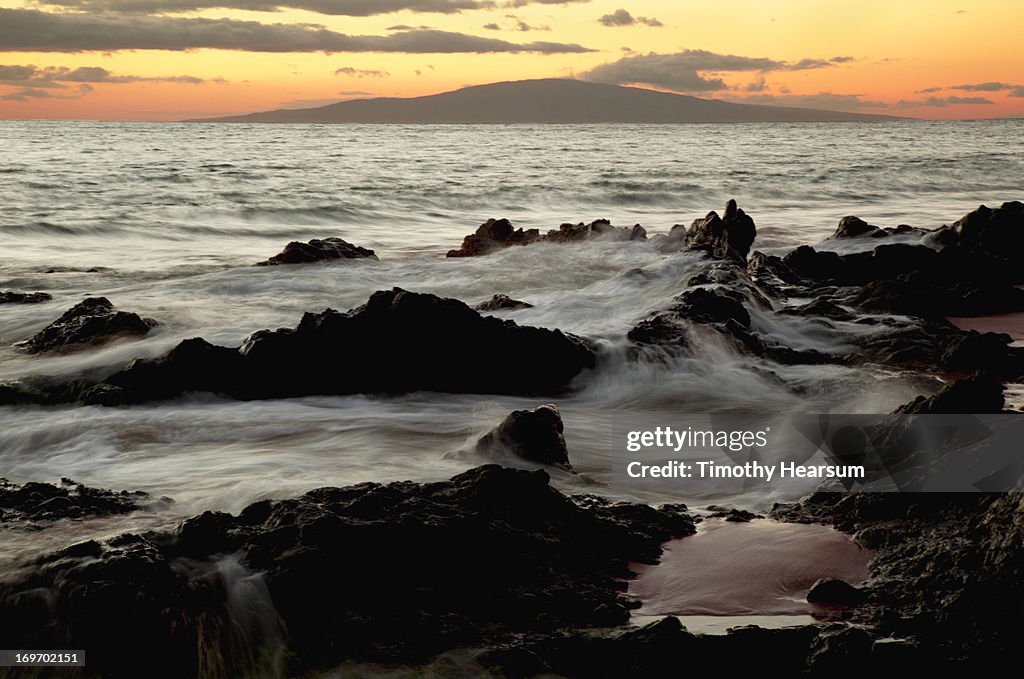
xmin=1 ymin=0 xmax=1022 ymax=120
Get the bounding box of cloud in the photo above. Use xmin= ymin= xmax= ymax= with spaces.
xmin=730 ymin=91 xmax=889 ymax=111
xmin=921 ymin=95 xmax=991 ymax=106
xmin=0 ymin=9 xmax=593 ymax=53
xmin=0 ymin=83 xmax=93 ymax=101
xmin=334 ymin=67 xmax=389 ymax=78
xmin=896 ymin=96 xmax=995 ymax=108
xmin=1011 ymin=87 xmax=1024 ymax=98
xmin=483 ymin=15 xmax=550 ymax=31
xmin=338 ymin=90 xmax=373 ymax=95
xmin=35 ymin=0 xmax=591 ymax=15
xmin=483 ymin=23 xmax=501 ymax=30
xmin=598 ymin=9 xmax=662 ymax=27
xmin=830 ymin=56 xmax=855 ymax=63
xmin=0 ymin=63 xmax=208 ymax=87
xmin=949 ymin=82 xmax=1015 ymax=92
xmin=581 ymin=50 xmax=840 ymax=93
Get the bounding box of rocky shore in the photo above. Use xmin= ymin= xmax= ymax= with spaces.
xmin=1 ymin=200 xmax=1022 ymax=675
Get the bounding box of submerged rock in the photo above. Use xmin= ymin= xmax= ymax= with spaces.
xmin=0 ymin=465 xmax=695 ymax=675
xmin=16 ymin=297 xmax=157 ymax=354
xmin=0 ymin=478 xmax=160 ymax=526
xmin=474 ymin=404 xmax=572 ymax=470
xmin=0 ymin=291 xmax=51 ymax=305
xmin=829 ymin=216 xmax=888 ymax=240
xmin=89 ymin=288 xmax=595 ymax=404
xmin=256 ymin=237 xmax=377 ymax=265
xmin=474 ymin=294 xmax=534 ymax=311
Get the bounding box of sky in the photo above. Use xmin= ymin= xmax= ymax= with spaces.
xmin=1 ymin=0 xmax=1022 ymax=120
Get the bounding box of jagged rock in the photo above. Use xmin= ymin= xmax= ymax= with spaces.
xmin=474 ymin=404 xmax=572 ymax=470
xmin=684 ymin=199 xmax=757 ymax=260
xmin=447 ymin=218 xmax=645 ymax=257
xmin=952 ymin=201 xmax=1024 ymax=278
xmin=474 ymin=294 xmax=534 ymax=311
xmin=895 ymin=374 xmax=1006 ymax=415
xmin=16 ymin=297 xmax=157 ymax=354
xmin=90 ymin=288 xmax=595 ymax=404
xmin=0 ymin=466 xmax=695 ymax=675
xmin=0 ymin=291 xmax=52 ymax=305
xmin=0 ymin=478 xmax=161 ymax=526
xmin=446 ymin=218 xmax=541 ymax=257
xmin=256 ymin=237 xmax=377 ymax=265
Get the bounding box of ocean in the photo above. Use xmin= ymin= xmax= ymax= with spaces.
xmin=1 ymin=120 xmax=1022 ymax=565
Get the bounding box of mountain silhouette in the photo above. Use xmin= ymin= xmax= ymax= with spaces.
xmin=187 ymin=78 xmax=902 ymax=123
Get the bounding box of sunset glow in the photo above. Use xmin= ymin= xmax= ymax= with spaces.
xmin=1 ymin=0 xmax=1022 ymax=120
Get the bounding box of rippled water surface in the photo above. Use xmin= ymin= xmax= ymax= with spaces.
xmin=1 ymin=121 xmax=1021 ymax=562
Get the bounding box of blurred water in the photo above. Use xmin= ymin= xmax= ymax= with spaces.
xmin=0 ymin=121 xmax=1018 ymax=562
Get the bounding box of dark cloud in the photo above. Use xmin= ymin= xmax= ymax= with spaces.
xmin=0 ymin=64 xmax=207 ymax=87
xmin=581 ymin=50 xmax=839 ymax=93
xmin=483 ymin=23 xmax=501 ymax=30
xmin=830 ymin=56 xmax=855 ymax=63
xmin=35 ymin=0 xmax=590 ymax=15
xmin=1011 ymin=87 xmax=1024 ymax=98
xmin=334 ymin=67 xmax=389 ymax=78
xmin=924 ymin=96 xmax=994 ymax=107
xmin=598 ymin=9 xmax=662 ymax=27
xmin=0 ymin=83 xmax=93 ymax=101
xmin=0 ymin=9 xmax=593 ymax=53
xmin=949 ymin=82 xmax=1015 ymax=92
xmin=730 ymin=91 xmax=889 ymax=111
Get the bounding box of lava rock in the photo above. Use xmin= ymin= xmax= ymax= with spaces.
xmin=94 ymin=288 xmax=595 ymax=403
xmin=0 ymin=466 xmax=695 ymax=676
xmin=446 ymin=218 xmax=541 ymax=257
xmin=474 ymin=404 xmax=572 ymax=470
xmin=474 ymin=294 xmax=534 ymax=312
xmin=257 ymin=237 xmax=377 ymax=265
xmin=0 ymin=477 xmax=158 ymax=525
xmin=952 ymin=201 xmax=1024 ymax=278
xmin=895 ymin=374 xmax=1006 ymax=415
xmin=685 ymin=199 xmax=757 ymax=260
xmin=0 ymin=291 xmax=52 ymax=305
xmin=16 ymin=297 xmax=158 ymax=354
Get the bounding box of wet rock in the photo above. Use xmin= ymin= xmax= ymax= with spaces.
xmin=0 ymin=466 xmax=695 ymax=675
xmin=474 ymin=294 xmax=534 ymax=312
xmin=16 ymin=297 xmax=157 ymax=354
xmin=895 ymin=374 xmax=1006 ymax=415
xmin=256 ymin=237 xmax=377 ymax=265
xmin=829 ymin=216 xmax=888 ymax=239
xmin=474 ymin=404 xmax=571 ymax=470
xmin=685 ymin=199 xmax=757 ymax=260
xmin=0 ymin=291 xmax=51 ymax=305
xmin=939 ymin=332 xmax=1020 ymax=375
xmin=807 ymin=578 xmax=868 ymax=606
xmin=952 ymin=201 xmax=1024 ymax=278
xmin=446 ymin=218 xmax=540 ymax=257
xmin=94 ymin=288 xmax=595 ymax=403
xmin=705 ymin=506 xmax=763 ymax=522
xmin=0 ymin=477 xmax=158 ymax=526
xmin=447 ymin=218 xmax=645 ymax=257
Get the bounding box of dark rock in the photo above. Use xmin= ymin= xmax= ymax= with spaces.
xmin=0 ymin=478 xmax=158 ymax=526
xmin=940 ymin=332 xmax=1018 ymax=375
xmin=895 ymin=374 xmax=1006 ymax=415
xmin=474 ymin=404 xmax=572 ymax=470
xmin=830 ymin=216 xmax=888 ymax=239
xmin=95 ymin=288 xmax=595 ymax=403
xmin=685 ymin=199 xmax=757 ymax=260
xmin=16 ymin=297 xmax=158 ymax=354
xmin=0 ymin=466 xmax=695 ymax=675
xmin=807 ymin=578 xmax=868 ymax=607
xmin=705 ymin=506 xmax=763 ymax=522
xmin=0 ymin=291 xmax=52 ymax=305
xmin=783 ymin=245 xmax=848 ymax=282
xmin=952 ymin=201 xmax=1024 ymax=279
xmin=446 ymin=218 xmax=541 ymax=257
xmin=256 ymin=237 xmax=377 ymax=265
xmin=474 ymin=294 xmax=534 ymax=312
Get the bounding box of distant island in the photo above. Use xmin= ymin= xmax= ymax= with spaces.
xmin=186 ymin=78 xmax=903 ymax=124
